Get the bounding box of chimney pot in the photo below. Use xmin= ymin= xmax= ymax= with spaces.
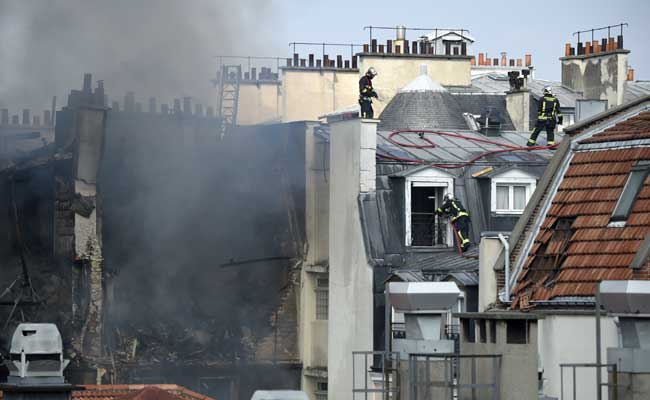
xmin=12 ymin=115 xmax=19 ymax=125
xmin=493 ymin=58 xmax=499 ymax=66
xmin=478 ymin=53 xmax=485 ymax=65
xmin=309 ymin=54 xmax=314 ymax=67
xmin=501 ymin=53 xmax=507 ymax=66
xmin=371 ymin=39 xmax=378 ymax=53
xmin=182 ymin=97 xmax=191 ymax=114
xmin=387 ymin=40 xmax=393 ymax=54
xmin=617 ymin=35 xmax=624 ymax=49
xmin=395 ymin=45 xmax=401 ymax=54
xmin=565 ymin=43 xmax=571 ymax=57
xmin=300 ymin=59 xmax=306 ymax=67
xmin=627 ymin=68 xmax=635 ymax=81
xmin=1 ymin=109 xmax=8 ymax=125
xmin=43 ymin=110 xmax=51 ymax=125
xmin=352 ymin=56 xmax=358 ymax=69
xmin=412 ymin=41 xmax=418 ymax=54
xmin=293 ymin=53 xmax=299 ymax=66
xmin=585 ymin=41 xmax=591 ymax=54
xmin=509 ymin=59 xmax=515 ymax=67
xmin=148 ymin=97 xmax=156 ymax=113
xmin=337 ymin=55 xmax=343 ymax=67
xmin=251 ymin=67 xmax=257 ymax=80
xmin=470 ymin=56 xmax=476 ymax=66
xmin=592 ymin=40 xmax=599 ymax=53
xmin=525 ymin=54 xmax=532 ymax=66
xmin=22 ymin=109 xmax=30 ymax=125
xmin=363 ymin=44 xmax=369 ymax=53
xmin=378 ymin=44 xmax=385 ymax=54
xmin=345 ymin=60 xmax=350 ymax=69
xmin=286 ymin=57 xmax=292 ymax=67
xmin=516 ymin=58 xmax=522 ymax=67
xmin=404 ymin=40 xmax=410 ymax=54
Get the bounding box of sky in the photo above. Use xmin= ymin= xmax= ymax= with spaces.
xmin=273 ymin=0 xmax=649 ymax=81
xmin=0 ymin=0 xmax=648 ymax=111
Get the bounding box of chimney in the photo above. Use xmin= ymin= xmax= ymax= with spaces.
xmin=562 ymin=33 xmax=630 ymax=107
xmin=506 ymin=87 xmax=531 ymax=132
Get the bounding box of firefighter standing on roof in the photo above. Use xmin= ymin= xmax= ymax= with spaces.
xmin=359 ymin=67 xmax=378 ymax=118
xmin=527 ymin=86 xmax=563 ymax=147
xmin=436 ymin=194 xmax=471 ymax=252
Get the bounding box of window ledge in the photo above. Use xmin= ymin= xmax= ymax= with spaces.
xmin=492 ymin=210 xmax=524 ymax=215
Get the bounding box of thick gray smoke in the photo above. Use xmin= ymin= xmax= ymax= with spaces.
xmin=0 ymin=0 xmax=284 ymax=111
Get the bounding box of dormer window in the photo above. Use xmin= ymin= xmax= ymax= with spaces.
xmin=398 ymin=166 xmax=455 ymax=248
xmin=610 ymin=160 xmax=650 ymax=223
xmin=489 ymin=169 xmax=537 ymax=215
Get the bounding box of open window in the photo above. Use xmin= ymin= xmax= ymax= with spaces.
xmin=610 ymin=160 xmax=650 ymax=224
xmin=402 ymin=167 xmax=455 ymax=248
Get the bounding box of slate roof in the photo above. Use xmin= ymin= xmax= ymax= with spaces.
xmin=624 ymin=81 xmax=650 ymax=104
xmin=378 ymin=90 xmax=517 ymax=132
xmin=510 ymin=108 xmax=650 ymax=309
xmin=378 ymin=91 xmax=468 ymax=131
xmin=467 ymin=73 xmax=582 ymax=108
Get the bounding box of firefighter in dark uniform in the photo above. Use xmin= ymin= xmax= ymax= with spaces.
xmin=359 ymin=67 xmax=378 ymax=118
xmin=436 ymin=193 xmax=471 ymax=252
xmin=527 ymin=86 xmax=563 ymax=147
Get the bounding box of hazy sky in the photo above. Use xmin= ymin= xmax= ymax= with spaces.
xmin=273 ymin=0 xmax=649 ymax=81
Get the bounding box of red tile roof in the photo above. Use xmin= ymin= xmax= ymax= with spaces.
xmin=0 ymin=384 xmax=215 ymax=400
xmin=511 ymin=113 xmax=650 ymax=308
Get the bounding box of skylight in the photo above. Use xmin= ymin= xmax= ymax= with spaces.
xmin=610 ymin=160 xmax=650 ymax=223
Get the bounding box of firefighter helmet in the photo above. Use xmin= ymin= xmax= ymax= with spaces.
xmin=543 ymin=86 xmax=553 ymax=95
xmin=443 ymin=193 xmax=453 ymax=202
xmin=367 ymin=67 xmax=378 ymax=77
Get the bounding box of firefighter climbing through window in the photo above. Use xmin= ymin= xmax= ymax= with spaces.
xmin=359 ymin=67 xmax=378 ymax=118
xmin=436 ymin=193 xmax=471 ymax=252
xmin=527 ymin=86 xmax=563 ymax=147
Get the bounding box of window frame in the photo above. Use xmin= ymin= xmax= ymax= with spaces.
xmin=404 ymin=173 xmax=454 ymax=247
xmin=610 ymin=161 xmax=650 ymax=223
xmin=490 ymin=174 xmax=537 ymax=215
xmin=315 ymin=276 xmax=329 ymax=320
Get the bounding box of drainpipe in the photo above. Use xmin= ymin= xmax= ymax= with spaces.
xmin=498 ymin=233 xmax=510 ymax=302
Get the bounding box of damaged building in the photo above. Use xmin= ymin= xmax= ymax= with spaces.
xmin=1 ymin=20 xmax=649 ymax=400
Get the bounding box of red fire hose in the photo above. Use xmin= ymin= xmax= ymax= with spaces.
xmin=379 ymin=129 xmax=556 ymax=169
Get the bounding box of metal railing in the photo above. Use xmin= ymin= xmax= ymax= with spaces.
xmin=411 ymin=215 xmax=448 ymax=247
xmin=559 ymin=363 xmax=620 ymax=400
xmin=408 ymin=353 xmax=501 ymax=400
xmin=352 ymin=351 xmax=400 ymax=400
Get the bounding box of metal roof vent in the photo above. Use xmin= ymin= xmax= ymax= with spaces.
xmin=6 ymin=323 xmax=69 ymax=380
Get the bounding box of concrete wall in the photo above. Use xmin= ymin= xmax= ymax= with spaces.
xmin=505 ymin=90 xmax=531 ymax=132
xmin=237 ymin=81 xmax=281 ymax=125
xmin=538 ymin=314 xmax=618 ymax=400
xmin=358 ymin=55 xmax=471 ymax=115
xmin=478 ymin=237 xmax=502 ymax=312
xmin=282 ymin=69 xmax=359 ymax=122
xmin=327 ymin=118 xmax=378 ymax=400
xmin=561 ymin=50 xmax=629 ymax=108
xmin=460 ymin=318 xmax=539 ymax=400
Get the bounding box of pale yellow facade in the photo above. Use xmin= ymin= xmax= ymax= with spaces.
xmin=281 ymin=68 xmax=360 ymax=122
xmin=358 ymin=54 xmax=472 ymax=115
xmin=234 ymin=54 xmax=472 ymax=125
xmin=237 ymin=81 xmax=282 ymax=125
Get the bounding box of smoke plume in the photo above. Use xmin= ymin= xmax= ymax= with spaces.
xmin=0 ymin=0 xmax=285 ymax=111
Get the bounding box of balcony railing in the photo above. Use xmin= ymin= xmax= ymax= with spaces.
xmin=411 ymin=214 xmax=448 ymax=247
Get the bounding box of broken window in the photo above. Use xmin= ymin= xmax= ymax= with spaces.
xmin=410 ymin=185 xmax=448 ymax=247
xmin=611 ymin=160 xmax=650 ymax=222
xmin=315 ymin=277 xmax=328 ymax=320
xmin=506 ymin=320 xmax=528 ymax=344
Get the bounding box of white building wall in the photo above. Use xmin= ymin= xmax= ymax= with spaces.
xmin=327 ymin=118 xmax=378 ymax=400
xmin=538 ymin=314 xmax=618 ymax=400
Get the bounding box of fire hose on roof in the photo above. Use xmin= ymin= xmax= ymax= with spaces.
xmin=379 ymin=129 xmax=556 ymax=169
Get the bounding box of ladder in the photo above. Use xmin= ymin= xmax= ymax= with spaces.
xmin=217 ymin=65 xmax=241 ymax=138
